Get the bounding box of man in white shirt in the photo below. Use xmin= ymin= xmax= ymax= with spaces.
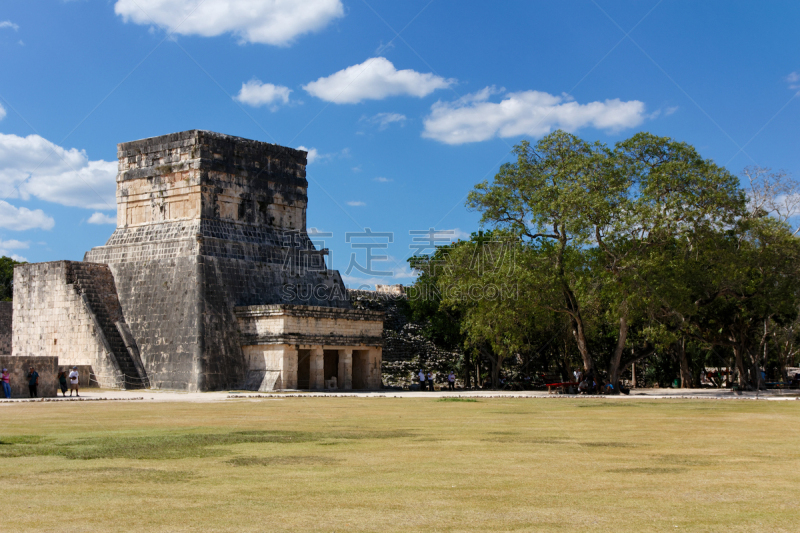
xmin=447 ymin=371 xmax=456 ymax=391
xmin=427 ymin=371 xmax=434 ymax=391
xmin=69 ymin=366 xmax=80 ymax=397
xmin=418 ymin=370 xmax=426 ymax=391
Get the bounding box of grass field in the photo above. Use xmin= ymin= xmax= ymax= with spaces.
xmin=1 ymin=397 xmax=798 ymax=532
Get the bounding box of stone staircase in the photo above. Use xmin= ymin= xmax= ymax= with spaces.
xmin=67 ymin=263 xmax=148 ymax=389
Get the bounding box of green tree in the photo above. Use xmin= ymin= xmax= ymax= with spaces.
xmin=467 ymin=130 xmax=744 ymax=388
xmin=0 ymin=256 xmax=24 ymax=301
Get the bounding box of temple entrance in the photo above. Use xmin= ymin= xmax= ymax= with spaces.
xmin=352 ymin=349 xmax=369 ymax=389
xmin=297 ymin=349 xmax=311 ymax=389
xmin=323 ymin=350 xmax=339 ymax=388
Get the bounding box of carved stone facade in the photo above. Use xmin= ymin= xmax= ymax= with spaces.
xmin=11 ymin=130 xmax=383 ymax=391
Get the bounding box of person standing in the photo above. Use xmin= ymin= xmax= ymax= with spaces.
xmin=427 ymin=371 xmax=434 ymax=391
xmin=1 ymin=368 xmax=10 ymax=398
xmin=418 ymin=369 xmax=426 ymax=391
xmin=27 ymin=366 xmax=39 ymax=398
xmin=57 ymin=370 xmax=68 ymax=397
xmin=447 ymin=371 xmax=456 ymax=391
xmin=69 ymin=366 xmax=80 ymax=397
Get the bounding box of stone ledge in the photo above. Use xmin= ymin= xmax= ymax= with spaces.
xmin=235 ymin=304 xmax=384 ymax=321
xmin=240 ymin=334 xmax=383 ymax=347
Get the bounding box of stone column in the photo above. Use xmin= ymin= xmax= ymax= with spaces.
xmin=282 ymin=345 xmax=298 ymax=390
xmin=338 ymin=348 xmax=353 ymax=390
xmin=310 ymin=346 xmax=324 ymax=390
xmin=366 ymin=347 xmax=382 ymax=390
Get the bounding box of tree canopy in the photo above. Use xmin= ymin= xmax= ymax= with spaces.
xmin=408 ymin=130 xmax=800 ymax=390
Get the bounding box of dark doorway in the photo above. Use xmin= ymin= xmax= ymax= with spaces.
xmin=297 ymin=349 xmax=311 ymax=389
xmin=323 ymin=350 xmax=339 ymax=386
xmin=352 ymin=350 xmax=369 ymax=389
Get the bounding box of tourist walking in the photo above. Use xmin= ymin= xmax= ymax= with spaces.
xmin=447 ymin=371 xmax=455 ymax=391
xmin=427 ymin=371 xmax=434 ymax=391
xmin=27 ymin=366 xmax=39 ymax=398
xmin=57 ymin=370 xmax=68 ymax=397
xmin=418 ymin=369 xmax=426 ymax=391
xmin=69 ymin=366 xmax=80 ymax=397
xmin=1 ymin=368 xmax=10 ymax=398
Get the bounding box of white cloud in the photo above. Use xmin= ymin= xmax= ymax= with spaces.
xmin=234 ymin=80 xmax=291 ymax=109
xmin=787 ymin=71 xmax=800 ymax=91
xmin=87 ymin=212 xmax=117 ymax=225
xmin=440 ymin=228 xmax=470 ymax=241
xmin=303 ymin=57 xmax=455 ymax=104
xmin=0 ymin=103 xmax=5 ymax=121
xmin=0 ymin=201 xmax=54 ymax=231
xmin=297 ymin=146 xmax=350 ymax=165
xmin=0 ymin=133 xmax=117 ymax=210
xmin=362 ymin=112 xmax=407 ymax=130
xmin=0 ymin=239 xmax=28 ymax=261
xmin=0 ymin=21 xmax=19 ymax=31
xmin=114 ymin=0 xmax=343 ymax=45
xmin=422 ymin=87 xmax=648 ymax=145
xmin=296 ymin=145 xmax=319 ymax=164
xmin=664 ymin=106 xmax=679 ymax=116
xmin=373 ymin=177 xmax=392 ymax=183
xmin=346 ymin=201 xmax=365 ymax=206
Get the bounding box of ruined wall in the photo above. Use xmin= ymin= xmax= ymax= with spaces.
xmin=350 ymin=289 xmax=465 ymax=387
xmin=0 ymin=356 xmax=58 ymax=398
xmin=0 ymin=301 xmax=12 ymax=355
xmin=84 ymin=130 xmax=352 ymax=391
xmin=11 ymin=262 xmax=123 ymax=388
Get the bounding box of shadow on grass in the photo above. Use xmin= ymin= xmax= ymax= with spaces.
xmin=606 ymin=467 xmax=688 ymax=474
xmin=0 ymin=429 xmax=414 ymax=461
xmin=580 ymin=442 xmax=639 ymax=448
xmin=226 ymin=455 xmax=341 ymax=467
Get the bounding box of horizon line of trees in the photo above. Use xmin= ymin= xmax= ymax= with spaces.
xmin=406 ymin=130 xmax=800 ymax=391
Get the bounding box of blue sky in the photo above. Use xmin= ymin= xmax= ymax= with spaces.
xmin=0 ymin=1 xmax=798 ymax=288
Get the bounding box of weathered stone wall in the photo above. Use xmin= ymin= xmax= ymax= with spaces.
xmin=11 ymin=262 xmax=124 ymax=387
xmin=235 ymin=304 xmax=383 ymax=347
xmin=242 ymin=344 xmax=295 ymax=391
xmin=349 ymin=289 xmax=464 ymax=388
xmin=0 ymin=355 xmax=58 ymax=398
xmin=0 ymin=301 xmax=12 ymax=355
xmin=83 ymin=130 xmax=354 ymax=391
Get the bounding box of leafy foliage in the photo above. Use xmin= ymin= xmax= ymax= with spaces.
xmin=408 ymin=131 xmax=800 ymax=390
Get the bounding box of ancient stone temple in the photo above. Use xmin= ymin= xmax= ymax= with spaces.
xmin=11 ymin=130 xmax=383 ymax=392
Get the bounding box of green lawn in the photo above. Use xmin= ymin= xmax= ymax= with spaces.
xmin=1 ymin=397 xmax=798 ymax=532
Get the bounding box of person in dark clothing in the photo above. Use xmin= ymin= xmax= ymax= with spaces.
xmin=27 ymin=367 xmax=39 ymax=398
xmin=57 ymin=370 xmax=68 ymax=397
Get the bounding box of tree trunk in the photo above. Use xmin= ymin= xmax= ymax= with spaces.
xmin=556 ymin=234 xmax=594 ymax=374
xmin=571 ymin=315 xmax=593 ymax=374
xmin=732 ymin=345 xmax=749 ymax=389
xmin=608 ymin=310 xmax=629 ymax=390
xmin=492 ymin=359 xmax=500 ymax=389
xmin=678 ymin=337 xmax=692 ymax=388
xmin=562 ymin=338 xmax=572 ymax=382
xmin=479 ymin=347 xmax=499 ymax=389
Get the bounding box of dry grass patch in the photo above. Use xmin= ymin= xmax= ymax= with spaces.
xmin=0 ymin=398 xmax=797 ymax=532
